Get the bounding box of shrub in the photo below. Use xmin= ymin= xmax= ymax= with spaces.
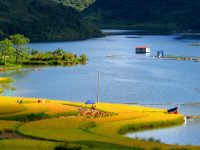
xmin=54 ymin=143 xmax=82 ymax=150
xmin=35 ymin=53 xmax=44 ymax=60
xmin=3 ymin=128 xmax=14 ymax=133
xmin=0 ymin=113 xmax=49 ymax=122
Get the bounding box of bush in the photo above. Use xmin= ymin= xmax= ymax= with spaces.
xmin=54 ymin=143 xmax=82 ymax=150
xmin=0 ymin=113 xmax=49 ymax=122
xmin=3 ymin=129 xmax=14 ymax=133
xmin=35 ymin=53 xmax=44 ymax=60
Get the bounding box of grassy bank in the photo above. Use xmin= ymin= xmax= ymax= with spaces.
xmin=0 ymin=96 xmax=199 ymax=150
xmin=0 ymin=65 xmax=21 ymax=72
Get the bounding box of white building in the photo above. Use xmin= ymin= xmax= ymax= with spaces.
xmin=135 ymin=47 xmax=150 ymax=54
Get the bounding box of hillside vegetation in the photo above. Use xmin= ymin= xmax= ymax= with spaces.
xmin=54 ymin=0 xmax=96 ymax=11
xmin=83 ymin=0 xmax=200 ymax=30
xmin=0 ymin=0 xmax=104 ymax=41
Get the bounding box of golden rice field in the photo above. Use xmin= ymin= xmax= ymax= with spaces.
xmin=0 ymin=139 xmax=58 ymax=150
xmin=42 ymin=101 xmax=78 ymax=115
xmin=0 ymin=98 xmax=26 ymax=115
xmin=0 ymin=96 xmax=200 ymax=150
xmin=0 ymin=121 xmax=21 ymax=134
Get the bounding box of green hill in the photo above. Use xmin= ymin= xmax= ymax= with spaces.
xmin=83 ymin=0 xmax=200 ymax=30
xmin=0 ymin=0 xmax=104 ymax=41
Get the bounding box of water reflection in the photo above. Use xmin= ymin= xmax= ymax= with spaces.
xmin=123 ymin=118 xmax=200 ymax=146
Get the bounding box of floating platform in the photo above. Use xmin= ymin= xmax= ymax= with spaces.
xmin=148 ymin=54 xmax=200 ymax=62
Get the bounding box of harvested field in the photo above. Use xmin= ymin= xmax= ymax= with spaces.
xmin=78 ymin=108 xmax=113 ymax=117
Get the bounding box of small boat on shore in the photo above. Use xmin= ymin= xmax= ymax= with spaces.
xmin=167 ymin=107 xmax=178 ymax=114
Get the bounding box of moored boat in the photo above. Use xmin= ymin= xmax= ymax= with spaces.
xmin=167 ymin=107 xmax=178 ymax=114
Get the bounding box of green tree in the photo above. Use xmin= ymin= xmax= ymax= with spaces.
xmin=9 ymin=34 xmax=30 ymax=64
xmin=30 ymin=48 xmax=39 ymax=55
xmin=0 ymin=38 xmax=14 ymax=66
xmin=53 ymin=48 xmax=63 ymax=56
xmin=80 ymin=53 xmax=87 ymax=63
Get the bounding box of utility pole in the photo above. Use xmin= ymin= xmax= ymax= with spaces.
xmin=97 ymin=72 xmax=100 ymax=103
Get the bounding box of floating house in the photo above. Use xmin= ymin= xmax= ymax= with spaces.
xmin=157 ymin=50 xmax=164 ymax=57
xmin=135 ymin=47 xmax=150 ymax=54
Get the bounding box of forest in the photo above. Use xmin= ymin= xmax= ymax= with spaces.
xmin=0 ymin=0 xmax=103 ymax=41
xmin=82 ymin=0 xmax=200 ymax=30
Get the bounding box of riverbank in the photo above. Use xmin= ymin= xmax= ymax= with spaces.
xmin=0 ymin=96 xmax=199 ymax=150
xmin=0 ymin=65 xmax=21 ymax=72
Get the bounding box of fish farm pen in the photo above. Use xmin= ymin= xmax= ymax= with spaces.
xmin=148 ymin=54 xmax=200 ymax=62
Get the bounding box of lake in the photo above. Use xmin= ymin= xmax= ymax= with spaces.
xmin=0 ymin=29 xmax=200 ymax=145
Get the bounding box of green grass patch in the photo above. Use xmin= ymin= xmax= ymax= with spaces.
xmin=0 ymin=111 xmax=81 ymax=122
xmin=50 ymin=111 xmax=80 ymax=118
xmin=78 ymin=122 xmax=99 ymax=135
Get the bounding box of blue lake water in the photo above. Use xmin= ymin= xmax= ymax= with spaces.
xmin=0 ymin=30 xmax=200 ymax=145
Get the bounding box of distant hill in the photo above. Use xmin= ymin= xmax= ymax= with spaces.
xmin=0 ymin=0 xmax=104 ymax=41
xmin=83 ymin=0 xmax=200 ymax=30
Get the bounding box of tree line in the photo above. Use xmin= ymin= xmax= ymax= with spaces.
xmin=0 ymin=34 xmax=88 ymax=67
xmin=0 ymin=0 xmax=103 ymax=41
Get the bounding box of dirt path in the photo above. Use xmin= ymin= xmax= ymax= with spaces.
xmin=0 ymin=133 xmax=34 ymax=140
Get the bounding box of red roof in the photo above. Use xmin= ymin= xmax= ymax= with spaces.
xmin=135 ymin=47 xmax=149 ymax=49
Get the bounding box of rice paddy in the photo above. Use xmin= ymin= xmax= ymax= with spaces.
xmin=0 ymin=96 xmax=199 ymax=150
